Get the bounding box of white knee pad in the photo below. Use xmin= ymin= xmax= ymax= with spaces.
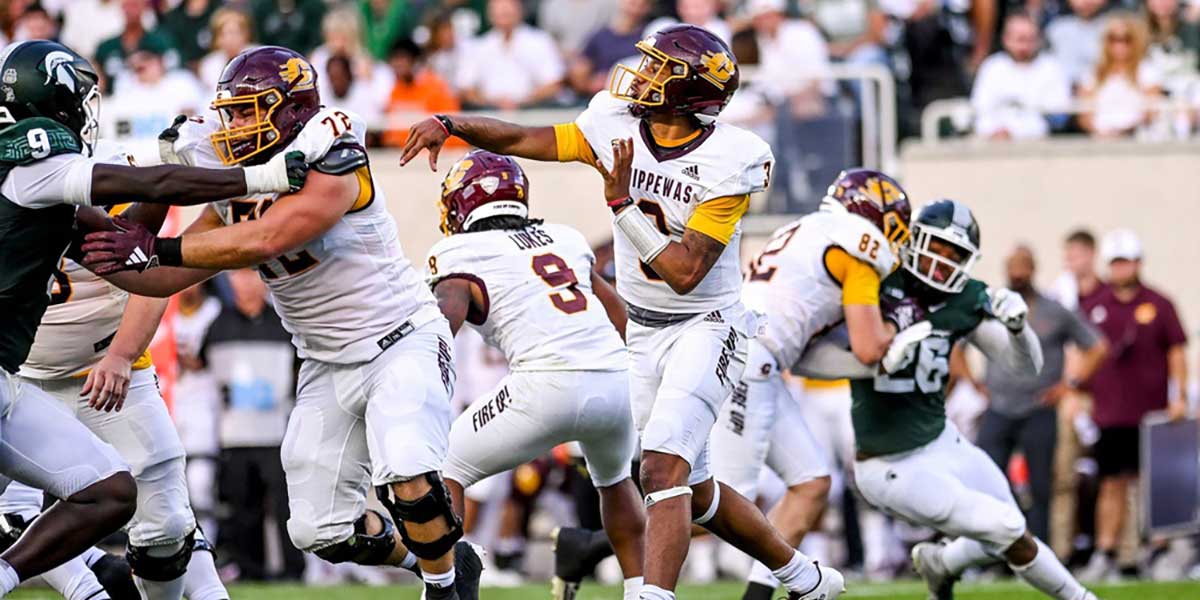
xmin=960 ymin=495 xmax=1026 ymax=551
xmin=692 ymin=479 xmax=721 ymax=526
xmin=286 ymin=516 xmax=322 ymax=554
xmin=130 ymin=457 xmax=195 ymax=547
xmin=644 ymin=486 xmax=692 ymax=509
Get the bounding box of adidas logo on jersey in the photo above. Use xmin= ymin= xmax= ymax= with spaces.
xmin=703 ymin=310 xmax=724 ymax=323
xmin=681 ymin=165 xmax=700 ymax=180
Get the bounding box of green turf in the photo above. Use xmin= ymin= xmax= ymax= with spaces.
xmin=11 ymin=580 xmax=1200 ymax=599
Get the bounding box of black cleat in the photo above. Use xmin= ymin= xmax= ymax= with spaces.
xmin=742 ymin=580 xmax=776 ymax=600
xmin=452 ymin=540 xmax=485 ymax=600
xmin=90 ymin=552 xmax=140 ymax=600
xmin=550 ymin=527 xmax=614 ymax=600
xmin=423 ymin=583 xmax=460 ymax=600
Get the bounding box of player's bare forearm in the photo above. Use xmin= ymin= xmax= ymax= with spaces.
xmin=591 ymin=271 xmax=627 ymax=341
xmin=117 ymin=203 xmax=171 ymax=234
xmin=91 ymin=164 xmax=248 ymax=206
xmin=844 ymin=303 xmax=895 ymax=365
xmin=101 ymin=267 xmax=217 ymax=298
xmin=400 ymin=114 xmax=559 ymax=169
xmin=647 ymin=228 xmax=724 ymax=295
xmin=433 ymin=278 xmax=473 ymax=335
xmin=107 ymin=295 xmax=169 ymax=362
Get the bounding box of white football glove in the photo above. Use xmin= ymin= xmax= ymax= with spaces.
xmin=882 ymin=321 xmax=933 ymax=374
xmin=989 ymin=287 xmax=1029 ymax=332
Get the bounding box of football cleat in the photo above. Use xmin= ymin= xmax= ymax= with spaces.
xmin=787 ymin=563 xmax=846 ymax=600
xmin=550 ymin=527 xmax=614 ymax=599
xmin=451 ymin=540 xmax=485 ymax=600
xmin=912 ymin=541 xmax=957 ymax=600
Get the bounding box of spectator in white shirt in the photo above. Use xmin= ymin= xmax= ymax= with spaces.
xmin=198 ymin=8 xmax=257 ymax=94
xmin=1079 ymin=14 xmax=1165 ymax=137
xmin=645 ymin=0 xmax=733 ymax=44
xmin=456 ymin=0 xmax=566 ymax=110
xmin=972 ymin=13 xmax=1072 ymax=139
xmin=103 ymin=45 xmax=205 ymax=163
xmin=748 ymin=0 xmax=832 ymax=112
xmin=1045 ymin=0 xmax=1109 ymax=86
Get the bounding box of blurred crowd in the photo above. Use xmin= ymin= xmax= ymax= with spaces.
xmin=6 ymin=0 xmax=1200 ymax=150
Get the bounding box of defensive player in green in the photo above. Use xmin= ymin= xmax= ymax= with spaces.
xmin=811 ymin=199 xmax=1098 ymax=600
xmin=0 ymin=39 xmax=302 ymax=596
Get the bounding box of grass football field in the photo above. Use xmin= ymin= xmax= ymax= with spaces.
xmin=11 ymin=580 xmax=1200 ymax=600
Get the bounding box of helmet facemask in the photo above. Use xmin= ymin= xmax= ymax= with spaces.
xmin=902 ymin=223 xmax=979 ymax=294
xmin=609 ymin=40 xmax=689 ymax=112
xmin=78 ymin=84 xmax=101 ymax=156
xmin=209 ymin=87 xmax=286 ymax=165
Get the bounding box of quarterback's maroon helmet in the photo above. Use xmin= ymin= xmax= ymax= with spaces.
xmin=824 ymin=168 xmax=913 ymax=248
xmin=440 ymin=150 xmax=530 ymax=235
xmin=209 ymin=46 xmax=321 ymax=165
xmin=610 ymin=24 xmax=739 ymax=118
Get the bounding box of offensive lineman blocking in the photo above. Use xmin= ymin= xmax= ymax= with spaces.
xmin=402 ymin=24 xmax=843 ymax=600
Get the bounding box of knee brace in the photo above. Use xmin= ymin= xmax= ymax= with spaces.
xmin=692 ymin=479 xmax=721 ymax=526
xmin=191 ymin=525 xmax=216 ymax=555
xmin=313 ymin=509 xmax=397 ymax=566
xmin=126 ymin=531 xmax=194 ymax=582
xmin=375 ymin=472 xmax=462 ymax=561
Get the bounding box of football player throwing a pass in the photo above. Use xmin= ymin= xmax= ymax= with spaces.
xmin=78 ymin=47 xmax=481 ymax=600
xmin=815 ymin=200 xmax=1098 ymax=600
xmin=426 ymin=151 xmax=648 ymax=600
xmin=711 ymin=169 xmax=913 ymax=600
xmin=0 ymin=38 xmax=310 ymax=596
xmin=402 ymin=25 xmax=843 ymax=600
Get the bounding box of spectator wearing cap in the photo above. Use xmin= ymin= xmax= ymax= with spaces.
xmin=971 ymin=12 xmax=1072 ymax=139
xmin=568 ymin=0 xmax=653 ymax=97
xmin=198 ymin=8 xmax=257 ymax=94
xmin=456 ymin=0 xmax=566 ymax=110
xmin=381 ymin=39 xmax=462 ymax=147
xmin=1045 ymin=0 xmax=1110 ymax=86
xmin=539 ymin=0 xmax=619 ymax=55
xmin=102 ymin=40 xmax=204 ymax=162
xmin=159 ymin=0 xmax=220 ymax=68
xmin=747 ymin=0 xmax=832 ymax=108
xmin=95 ymin=0 xmax=180 ymax=94
xmin=969 ymin=245 xmax=1108 ymax=545
xmin=1078 ymin=229 xmax=1189 ymax=581
xmin=645 ymin=0 xmax=732 ymax=44
xmin=311 ymin=6 xmax=394 ymax=129
xmin=251 ymin=0 xmax=326 ymax=56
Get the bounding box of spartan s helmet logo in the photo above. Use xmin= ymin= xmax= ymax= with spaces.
xmin=42 ymin=50 xmax=80 ymax=91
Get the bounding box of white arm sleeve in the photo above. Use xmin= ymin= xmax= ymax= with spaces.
xmin=967 ymin=318 xmax=1044 ymax=376
xmin=793 ymin=338 xmax=878 ymax=380
xmin=0 ymin=153 xmax=96 ymax=208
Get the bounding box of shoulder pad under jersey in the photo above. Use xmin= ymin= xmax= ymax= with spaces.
xmin=312 ymin=142 xmax=368 ymax=176
xmin=824 ymin=212 xmax=898 ymax=278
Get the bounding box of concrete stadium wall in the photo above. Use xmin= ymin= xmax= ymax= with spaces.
xmin=364 ymin=142 xmax=1199 ymax=363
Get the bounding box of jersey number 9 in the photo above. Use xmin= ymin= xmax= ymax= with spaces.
xmin=532 ymin=253 xmax=588 ymax=314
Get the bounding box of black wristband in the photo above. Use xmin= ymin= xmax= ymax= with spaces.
xmin=434 ymin=114 xmax=456 ymax=137
xmin=155 ymin=236 xmax=183 ymax=267
xmin=609 ymin=197 xmax=634 ymax=214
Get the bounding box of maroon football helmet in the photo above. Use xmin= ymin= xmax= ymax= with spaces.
xmin=823 ymin=168 xmax=913 ymax=248
xmin=439 ymin=150 xmax=530 ymax=235
xmin=209 ymin=46 xmax=321 ymax=165
xmin=609 ymin=24 xmax=739 ymax=118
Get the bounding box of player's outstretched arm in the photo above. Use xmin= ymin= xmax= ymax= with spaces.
xmin=591 ymin=271 xmax=627 ymax=341
xmin=83 ymin=171 xmax=357 ymax=273
xmin=83 ymin=150 xmax=307 ymax=207
xmin=431 ymin=277 xmax=486 ymax=336
xmin=596 ymin=138 xmax=724 ymax=295
xmin=400 ymin=115 xmax=559 ymax=170
xmin=79 ymin=205 xmax=222 ymax=297
xmin=82 ymin=294 xmax=168 ymax=413
xmin=968 ymin=319 xmax=1044 ymax=375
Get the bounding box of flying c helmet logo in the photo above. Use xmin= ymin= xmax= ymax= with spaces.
xmin=279 ymin=57 xmax=315 ymax=92
xmin=698 ymin=51 xmax=735 ymax=89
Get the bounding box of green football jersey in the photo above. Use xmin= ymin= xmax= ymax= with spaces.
xmin=0 ymin=118 xmax=85 ymax=373
xmin=851 ymin=270 xmax=990 ymax=457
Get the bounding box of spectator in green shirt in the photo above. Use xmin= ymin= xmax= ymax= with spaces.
xmin=251 ymin=0 xmax=326 ymax=56
xmin=94 ymin=0 xmax=179 ymax=93
xmin=361 ymin=0 xmax=419 ymax=61
xmin=159 ymin=0 xmax=221 ymax=67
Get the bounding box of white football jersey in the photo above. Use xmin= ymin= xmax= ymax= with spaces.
xmin=427 ymin=223 xmax=626 ymax=372
xmin=573 ymin=92 xmax=774 ymax=314
xmin=742 ymin=210 xmax=898 ymax=369
xmin=174 ymin=108 xmax=441 ymax=364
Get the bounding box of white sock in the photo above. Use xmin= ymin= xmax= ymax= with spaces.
xmin=80 ymin=547 xmax=108 ymax=568
xmin=422 ymin=566 xmax=455 ymax=589
xmin=747 ymin=560 xmax=780 ymax=588
xmin=772 ymin=550 xmax=819 ymax=593
xmin=40 ymin=556 xmax=110 ymax=600
xmin=0 ymin=560 xmax=21 ymax=595
xmin=1010 ymin=540 xmax=1089 ymax=600
xmin=183 ymin=548 xmax=228 ymax=600
xmin=133 ymin=542 xmax=187 ymax=600
xmin=399 ymin=550 xmax=419 ymax=572
xmin=639 ymin=583 xmax=675 ymax=600
xmin=623 ymin=576 xmax=644 ymax=600
xmin=942 ymin=537 xmax=997 ymax=575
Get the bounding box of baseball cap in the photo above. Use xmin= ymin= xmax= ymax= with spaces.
xmin=1100 ymin=228 xmax=1143 ymax=263
xmin=747 ymin=0 xmax=787 ymax=17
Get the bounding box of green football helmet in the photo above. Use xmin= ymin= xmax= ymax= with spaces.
xmin=901 ymin=199 xmax=981 ymax=294
xmin=0 ymin=40 xmax=101 ymax=154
